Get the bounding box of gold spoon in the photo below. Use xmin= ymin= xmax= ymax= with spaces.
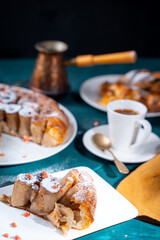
xmin=92 ymin=133 xmax=129 ymax=174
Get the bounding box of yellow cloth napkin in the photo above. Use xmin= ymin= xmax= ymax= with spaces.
xmin=116 ymin=153 xmax=160 ymax=224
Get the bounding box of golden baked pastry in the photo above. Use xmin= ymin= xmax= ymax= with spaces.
xmin=58 ymin=170 xmax=97 ymax=230
xmin=143 ymin=92 xmax=160 ymax=112
xmin=118 ymin=69 xmax=160 ymax=93
xmin=0 ymin=168 xmax=97 ymax=235
xmin=0 ymin=83 xmax=69 ymax=147
xmin=98 ymin=69 xmax=160 ymax=112
xmin=97 ymin=82 xmax=142 ymax=105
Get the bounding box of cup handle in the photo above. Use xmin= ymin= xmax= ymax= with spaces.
xmin=130 ymin=119 xmax=152 ymax=148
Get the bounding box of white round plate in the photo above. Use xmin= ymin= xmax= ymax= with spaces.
xmin=79 ymin=74 xmax=160 ymax=118
xmin=0 ymin=105 xmax=77 ymax=166
xmin=83 ymin=124 xmax=160 ymax=163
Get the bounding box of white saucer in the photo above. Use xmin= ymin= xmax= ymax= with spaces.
xmin=83 ymin=125 xmax=160 ymax=163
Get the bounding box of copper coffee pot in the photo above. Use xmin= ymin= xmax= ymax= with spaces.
xmin=30 ymin=41 xmax=137 ymax=98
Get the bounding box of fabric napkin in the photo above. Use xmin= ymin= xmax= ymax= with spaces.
xmin=116 ymin=153 xmax=160 ymax=224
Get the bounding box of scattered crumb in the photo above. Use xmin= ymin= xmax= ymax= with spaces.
xmin=23 ymin=212 xmax=30 ymax=217
xmin=94 ymin=121 xmax=99 ymax=126
xmin=26 ymin=173 xmax=32 ymax=179
xmin=14 ymin=235 xmax=22 ymax=240
xmin=42 ymin=170 xmax=47 ymax=179
xmin=3 ymin=233 xmax=9 ymax=238
xmin=23 ymin=135 xmax=29 ymax=142
xmin=11 ymin=222 xmax=17 ymax=228
xmin=0 ymin=153 xmax=5 ymax=157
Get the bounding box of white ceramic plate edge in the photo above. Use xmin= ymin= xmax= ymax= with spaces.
xmin=82 ymin=124 xmax=160 ymax=163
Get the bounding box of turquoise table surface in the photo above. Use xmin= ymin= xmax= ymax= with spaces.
xmin=0 ymin=58 xmax=160 ymax=239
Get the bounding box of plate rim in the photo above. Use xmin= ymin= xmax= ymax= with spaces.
xmin=82 ymin=124 xmax=160 ymax=164
xmin=79 ymin=74 xmax=160 ymax=118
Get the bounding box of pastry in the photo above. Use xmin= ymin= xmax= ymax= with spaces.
xmin=5 ymin=104 xmax=21 ymax=135
xmin=48 ymin=203 xmax=74 ymax=234
xmin=30 ymin=114 xmax=46 ymax=144
xmin=118 ymin=69 xmax=154 ymax=87
xmin=97 ymin=82 xmax=142 ymax=105
xmin=58 ymin=170 xmax=97 ymax=230
xmin=144 ymin=92 xmax=160 ymax=112
xmin=98 ymin=69 xmax=160 ymax=112
xmin=30 ymin=169 xmax=79 ymax=217
xmin=0 ymin=83 xmax=69 ymax=147
xmin=0 ymin=168 xmax=97 ymax=235
xmin=11 ymin=173 xmax=38 ymax=207
xmin=118 ymin=69 xmax=160 ymax=94
xmin=18 ymin=107 xmax=35 ymax=137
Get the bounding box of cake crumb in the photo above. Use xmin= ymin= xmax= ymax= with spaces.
xmin=12 ymin=222 xmax=17 ymax=228
xmin=14 ymin=235 xmax=22 ymax=240
xmin=0 ymin=153 xmax=5 ymax=157
xmin=23 ymin=135 xmax=29 ymax=142
xmin=94 ymin=121 xmax=99 ymax=126
xmin=3 ymin=233 xmax=9 ymax=238
xmin=23 ymin=212 xmax=30 ymax=217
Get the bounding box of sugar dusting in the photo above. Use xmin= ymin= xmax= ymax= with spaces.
xmin=0 ymin=158 xmax=93 ymax=191
xmin=16 ymin=173 xmax=37 ymax=185
xmin=5 ymin=104 xmax=21 ymax=113
xmin=19 ymin=106 xmax=35 ymax=116
xmin=41 ymin=176 xmax=61 ymax=193
xmin=0 ymin=89 xmax=17 ymax=104
xmin=124 ymin=70 xmax=137 ymax=83
xmin=0 ymin=163 xmax=66 ymax=188
xmin=72 ymin=170 xmax=97 ymax=206
xmin=132 ymin=72 xmax=154 ymax=83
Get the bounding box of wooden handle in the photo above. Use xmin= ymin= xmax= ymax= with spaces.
xmin=75 ymin=51 xmax=137 ymax=67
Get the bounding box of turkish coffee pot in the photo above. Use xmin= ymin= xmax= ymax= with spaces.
xmin=30 ymin=41 xmax=137 ymax=97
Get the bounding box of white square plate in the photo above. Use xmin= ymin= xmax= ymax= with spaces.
xmin=0 ymin=167 xmax=138 ymax=240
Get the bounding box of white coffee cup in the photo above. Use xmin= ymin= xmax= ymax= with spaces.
xmin=107 ymin=99 xmax=152 ymax=151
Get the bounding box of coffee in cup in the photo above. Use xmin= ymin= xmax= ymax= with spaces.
xmin=107 ymin=100 xmax=152 ymax=151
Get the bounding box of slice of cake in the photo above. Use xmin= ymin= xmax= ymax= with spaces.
xmin=0 ymin=83 xmax=69 ymax=147
xmin=0 ymin=168 xmax=97 ymax=235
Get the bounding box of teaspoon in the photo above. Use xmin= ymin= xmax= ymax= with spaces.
xmin=92 ymin=133 xmax=129 ymax=174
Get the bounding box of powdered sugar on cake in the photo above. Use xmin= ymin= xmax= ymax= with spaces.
xmin=0 ymin=89 xmax=17 ymax=104
xmin=16 ymin=173 xmax=37 ymax=185
xmin=19 ymin=107 xmax=35 ymax=116
xmin=132 ymin=72 xmax=155 ymax=83
xmin=41 ymin=176 xmax=62 ymax=193
xmin=5 ymin=104 xmax=21 ymax=113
